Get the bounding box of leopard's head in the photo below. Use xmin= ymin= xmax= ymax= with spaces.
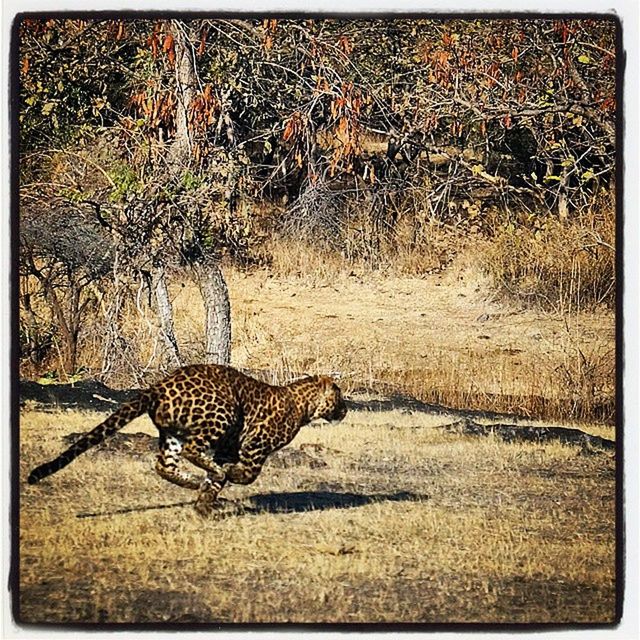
xmin=312 ymin=376 xmax=348 ymax=423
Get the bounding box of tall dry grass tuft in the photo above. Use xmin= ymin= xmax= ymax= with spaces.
xmin=483 ymin=199 xmax=615 ymax=312
xmin=341 ymin=346 xmax=614 ymax=424
xmin=258 ymin=237 xmax=349 ymax=283
xmin=260 ymin=190 xmax=462 ymax=280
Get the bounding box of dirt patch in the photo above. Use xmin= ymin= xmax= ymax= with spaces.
xmin=129 ymin=590 xmax=215 ymax=623
xmin=218 ymin=267 xmax=615 ymax=424
xmin=266 ymin=447 xmax=328 ymax=469
xmin=492 ymin=577 xmax=616 ymax=624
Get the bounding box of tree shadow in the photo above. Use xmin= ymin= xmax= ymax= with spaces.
xmin=346 ymin=395 xmax=515 ymax=422
xmin=241 ymin=489 xmax=426 ymax=515
xmin=21 ymin=379 xmax=138 ymax=412
xmin=20 ymin=379 xmax=613 ymax=424
xmin=346 ymin=390 xmax=613 ymax=424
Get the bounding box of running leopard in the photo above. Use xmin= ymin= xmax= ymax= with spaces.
xmin=27 ymin=365 xmax=348 ymax=515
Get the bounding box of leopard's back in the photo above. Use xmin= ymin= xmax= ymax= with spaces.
xmin=149 ymin=364 xmax=244 ymax=432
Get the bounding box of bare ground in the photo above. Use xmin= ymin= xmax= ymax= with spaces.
xmin=192 ymin=265 xmax=614 ymax=422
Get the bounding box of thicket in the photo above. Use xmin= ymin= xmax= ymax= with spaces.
xmin=17 ymin=17 xmax=617 ymax=382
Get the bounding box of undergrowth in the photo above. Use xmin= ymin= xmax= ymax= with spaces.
xmin=482 ymin=200 xmax=615 ymax=312
xmin=257 ymin=192 xmax=615 ymax=313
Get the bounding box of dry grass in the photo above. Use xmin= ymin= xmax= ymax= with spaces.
xmin=483 ymin=204 xmax=616 ymax=312
xmin=18 ymin=212 xmax=617 ymax=624
xmin=260 ymin=216 xmax=457 ymax=279
xmin=19 ymin=404 xmax=616 ymax=625
xmin=20 ymin=205 xmax=616 ymax=426
xmin=17 ymin=195 xmax=617 ymax=625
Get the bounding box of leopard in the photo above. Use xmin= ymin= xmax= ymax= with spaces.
xmin=27 ymin=364 xmax=348 ymax=515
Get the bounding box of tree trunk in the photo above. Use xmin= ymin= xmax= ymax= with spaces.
xmin=168 ymin=21 xmax=198 ymax=173
xmin=152 ymin=266 xmax=182 ymax=367
xmin=193 ymin=262 xmax=231 ymax=365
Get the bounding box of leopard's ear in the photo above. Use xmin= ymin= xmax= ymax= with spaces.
xmin=313 ymin=375 xmax=332 ymax=390
xmin=320 ymin=376 xmax=342 ymax=396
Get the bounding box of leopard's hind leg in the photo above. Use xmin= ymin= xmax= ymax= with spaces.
xmin=181 ymin=437 xmax=226 ymax=483
xmin=155 ymin=433 xmax=205 ymax=490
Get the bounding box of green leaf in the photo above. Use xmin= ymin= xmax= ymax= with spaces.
xmin=544 ymin=175 xmax=562 ymax=182
xmin=582 ymin=169 xmax=595 ymax=181
xmin=41 ymin=102 xmax=55 ymax=116
xmin=578 ymin=54 xmax=590 ymax=64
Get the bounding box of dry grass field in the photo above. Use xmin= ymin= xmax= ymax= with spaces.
xmin=19 ymin=404 xmax=616 ymax=625
xmin=18 ymin=260 xmax=617 ymax=625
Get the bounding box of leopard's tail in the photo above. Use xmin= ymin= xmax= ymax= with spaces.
xmin=27 ymin=392 xmax=153 ymax=485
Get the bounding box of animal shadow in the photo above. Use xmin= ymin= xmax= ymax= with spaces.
xmin=240 ymin=489 xmax=425 ymax=515
xmin=75 ymin=490 xmax=425 ymax=520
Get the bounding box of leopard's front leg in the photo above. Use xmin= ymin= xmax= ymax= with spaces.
xmin=182 ymin=437 xmax=230 ymax=516
xmin=194 ymin=476 xmax=228 ymax=517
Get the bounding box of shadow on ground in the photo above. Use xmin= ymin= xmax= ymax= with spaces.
xmin=20 ymin=377 xmax=525 ymax=421
xmin=20 ymin=379 xmax=138 ymax=412
xmin=244 ymin=489 xmax=424 ymax=514
xmin=346 ymin=395 xmax=507 ymax=421
xmin=76 ymin=489 xmax=426 ymax=520
xmin=21 ymin=376 xmax=614 ymax=424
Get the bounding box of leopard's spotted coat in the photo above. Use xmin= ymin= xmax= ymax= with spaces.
xmin=27 ymin=365 xmax=347 ymax=515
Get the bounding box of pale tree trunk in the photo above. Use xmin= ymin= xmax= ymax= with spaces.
xmin=193 ymin=262 xmax=231 ymax=365
xmin=150 ymin=21 xmax=194 ymax=367
xmin=168 ymin=21 xmax=198 ymax=173
xmin=152 ymin=266 xmax=182 ymax=367
xmin=165 ymin=21 xmax=232 ymax=367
